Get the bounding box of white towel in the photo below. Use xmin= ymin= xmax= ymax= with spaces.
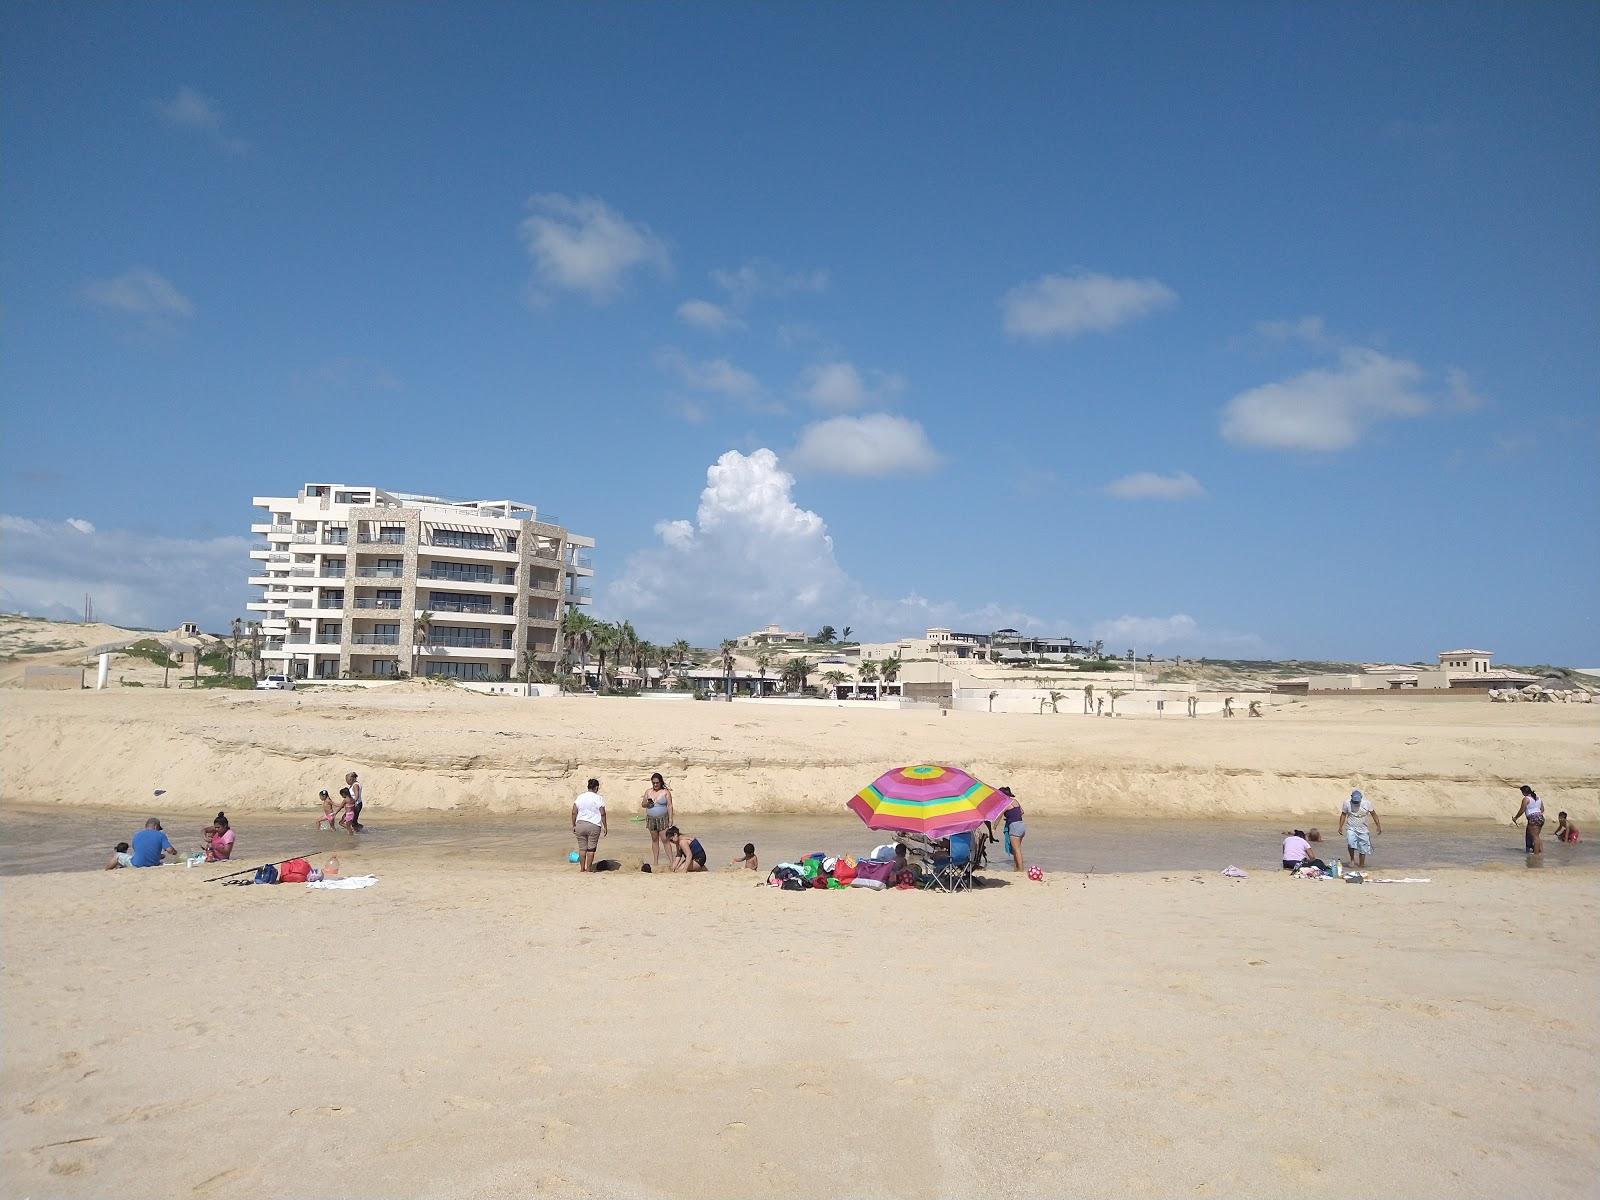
xmin=306 ymin=875 xmax=377 ymax=890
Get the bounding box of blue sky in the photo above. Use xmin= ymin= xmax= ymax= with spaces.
xmin=2 ymin=3 xmax=1596 ymax=661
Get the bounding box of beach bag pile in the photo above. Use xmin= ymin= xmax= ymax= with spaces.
xmin=766 ymin=854 xmax=887 ymax=892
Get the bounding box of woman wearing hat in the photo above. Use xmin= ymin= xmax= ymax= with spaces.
xmin=1000 ymin=786 xmax=1025 ymax=872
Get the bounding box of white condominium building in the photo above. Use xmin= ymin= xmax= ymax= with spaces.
xmin=248 ymin=482 xmax=594 ymax=682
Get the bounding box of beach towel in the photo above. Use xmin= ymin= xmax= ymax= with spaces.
xmin=1372 ymin=878 xmax=1431 ymax=885
xmin=306 ymin=875 xmax=377 ymax=890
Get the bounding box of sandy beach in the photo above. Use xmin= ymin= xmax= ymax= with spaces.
xmin=3 ymin=688 xmax=1597 ymax=1197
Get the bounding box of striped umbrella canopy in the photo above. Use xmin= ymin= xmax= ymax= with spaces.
xmin=846 ymin=764 xmax=1009 ymax=837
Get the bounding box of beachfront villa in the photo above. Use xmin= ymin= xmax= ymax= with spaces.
xmin=852 ymin=627 xmax=1086 ymax=664
xmin=736 ymin=624 xmax=808 ymax=649
xmin=248 ymin=482 xmax=594 ymax=682
xmin=1279 ymin=647 xmax=1539 ymax=694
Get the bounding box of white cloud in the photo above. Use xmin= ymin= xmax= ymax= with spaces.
xmin=796 ymin=361 xmax=906 ymax=411
xmin=1221 ymin=347 xmax=1431 ymax=451
xmin=519 ymin=193 xmax=669 ymax=303
xmin=155 ymin=86 xmax=248 ymax=153
xmin=1104 ymin=470 xmax=1205 ymax=501
xmin=0 ymin=515 xmax=250 ymax=630
xmin=1253 ymin=315 xmax=1337 ymax=351
xmin=603 ymin=450 xmax=1262 ymax=652
xmin=711 ymin=260 xmax=828 ymax=307
xmin=1002 ymin=271 xmax=1177 ymax=340
xmin=789 ymin=413 xmax=942 ymax=477
xmin=654 ymin=348 xmax=762 ymax=399
xmin=676 ymin=299 xmax=744 ymax=334
xmin=81 ymin=268 xmax=194 ymax=319
xmin=1444 ymin=367 xmax=1487 ymax=412
xmin=606 ymin=449 xmax=851 ymax=642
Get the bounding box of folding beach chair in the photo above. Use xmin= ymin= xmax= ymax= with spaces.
xmin=924 ymin=831 xmax=974 ymax=894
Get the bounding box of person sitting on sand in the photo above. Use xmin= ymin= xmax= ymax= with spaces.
xmin=1338 ymin=789 xmax=1381 ymax=868
xmin=1281 ymin=829 xmax=1328 ymax=873
xmin=128 ymin=818 xmax=177 ymax=868
xmin=105 ymin=841 xmax=133 ymax=870
xmin=202 ymin=812 xmax=235 ymax=862
xmin=1553 ymin=811 xmax=1580 ymax=844
xmin=665 ymin=826 xmax=707 ymax=872
xmin=729 ymin=843 xmax=758 ymax=870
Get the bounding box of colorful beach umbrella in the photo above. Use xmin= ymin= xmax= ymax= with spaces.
xmin=846 ymin=764 xmax=1008 ymax=837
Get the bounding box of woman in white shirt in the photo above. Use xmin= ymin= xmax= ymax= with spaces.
xmin=1512 ymin=784 xmax=1545 ymax=855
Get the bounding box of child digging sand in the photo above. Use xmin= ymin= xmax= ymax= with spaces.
xmin=730 ymin=843 xmax=758 ymax=870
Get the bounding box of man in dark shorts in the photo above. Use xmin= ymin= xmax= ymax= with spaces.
xmin=665 ymin=826 xmax=707 ymax=873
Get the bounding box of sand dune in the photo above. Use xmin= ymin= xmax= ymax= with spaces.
xmin=3 ymin=688 xmax=1595 ymax=821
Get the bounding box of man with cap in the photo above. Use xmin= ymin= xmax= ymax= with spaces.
xmin=1337 ymin=789 xmax=1381 ymax=868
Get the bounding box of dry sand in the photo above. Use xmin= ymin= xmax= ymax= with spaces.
xmin=3 ymin=688 xmax=1597 ymax=1197
xmin=3 ymin=687 xmax=1596 ymax=820
xmin=2 ymin=851 xmax=1596 ymax=1199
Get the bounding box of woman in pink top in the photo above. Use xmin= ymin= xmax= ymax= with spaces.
xmin=202 ymin=812 xmax=236 ymax=862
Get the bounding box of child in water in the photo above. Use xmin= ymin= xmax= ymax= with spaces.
xmin=729 ymin=843 xmax=759 ymax=870
xmin=1554 ymin=812 xmax=1581 ymax=844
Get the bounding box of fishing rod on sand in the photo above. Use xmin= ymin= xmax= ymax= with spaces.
xmin=205 ymin=852 xmax=321 ymax=884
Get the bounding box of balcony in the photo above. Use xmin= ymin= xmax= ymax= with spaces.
xmin=358 ymin=534 xmax=407 ymax=545
xmin=292 ymin=533 xmax=319 ymax=543
xmin=356 ymin=567 xmax=404 ymax=579
xmin=421 ymin=631 xmax=511 ymax=650
xmin=567 ymin=586 xmax=592 ymax=600
xmin=352 ymin=634 xmax=400 ymax=646
xmin=286 ymin=634 xmax=310 ymax=645
xmin=354 ymin=598 xmax=403 ymax=610
xmin=287 ymin=598 xmax=314 ymax=609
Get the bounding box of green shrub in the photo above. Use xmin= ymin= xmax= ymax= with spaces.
xmin=199 ymin=675 xmax=255 ymax=689
xmin=120 ymin=639 xmax=178 ymax=669
xmin=119 ymin=679 xmax=145 ymax=687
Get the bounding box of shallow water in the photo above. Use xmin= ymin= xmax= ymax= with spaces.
xmin=0 ymin=803 xmax=1588 ymax=879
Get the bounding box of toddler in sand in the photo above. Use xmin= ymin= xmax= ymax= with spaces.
xmin=1554 ymin=812 xmax=1580 ymax=844
xmin=105 ymin=841 xmax=133 ymax=870
xmin=729 ymin=843 xmax=758 ymax=870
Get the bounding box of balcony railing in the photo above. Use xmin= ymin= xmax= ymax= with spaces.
xmin=286 ymin=634 xmax=310 ymax=645
xmin=321 ymin=568 xmax=345 ymax=578
xmin=289 ymin=568 xmax=315 ymax=578
xmin=358 ymin=534 xmax=407 ymax=545
xmin=292 ymin=533 xmax=318 ymax=543
xmin=426 ymin=535 xmax=501 ymax=551
xmin=355 ymin=567 xmax=404 ymax=578
xmin=567 ymin=586 xmax=592 ymax=600
xmin=352 ymin=634 xmax=400 ymax=646
xmin=423 ymin=632 xmax=511 ymax=649
xmin=354 ymin=598 xmax=402 ymax=609
xmin=287 ymin=599 xmax=313 ymax=608
xmin=430 ymin=600 xmax=493 ymax=614
xmin=569 ymin=551 xmax=593 ymax=568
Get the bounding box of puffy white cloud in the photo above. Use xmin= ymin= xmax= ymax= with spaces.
xmin=603 ymin=450 xmax=1261 ymax=652
xmin=796 ymin=361 xmax=906 ymax=411
xmin=519 ymin=194 xmax=669 ymax=303
xmin=81 ymin=268 xmax=194 ymax=319
xmin=1104 ymin=470 xmax=1205 ymax=501
xmin=1444 ymin=367 xmax=1487 ymax=412
xmin=654 ymin=348 xmax=762 ymax=399
xmin=155 ymin=86 xmax=249 ymax=153
xmin=1221 ymin=347 xmax=1430 ymax=451
xmin=606 ymin=449 xmax=851 ymax=642
xmin=1002 ymin=271 xmax=1177 ymax=340
xmin=0 ymin=515 xmax=250 ymax=630
xmin=1253 ymin=315 xmax=1337 ymax=351
xmin=789 ymin=414 xmax=942 ymax=477
xmin=676 ymin=298 xmax=744 ymax=334
xmin=711 ymin=260 xmax=828 ymax=307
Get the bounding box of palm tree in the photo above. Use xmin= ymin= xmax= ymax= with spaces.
xmin=561 ymin=609 xmax=597 ymax=687
xmin=592 ymin=622 xmax=620 ymax=691
xmin=878 ymin=656 xmax=901 ymax=684
xmin=859 ymin=660 xmax=880 ymax=690
xmin=671 ymin=638 xmax=691 ymax=668
xmin=821 ymin=670 xmax=847 ymax=696
xmin=754 ymin=650 xmax=774 ymax=697
xmin=1091 ymin=639 xmax=1105 ymax=659
xmin=413 ymin=610 xmax=434 ymax=679
xmin=229 ymin=617 xmax=243 ymax=677
xmin=815 ymin=625 xmax=836 ymax=644
xmin=247 ymin=621 xmax=262 ymax=680
xmin=1048 ymin=689 xmax=1064 ymax=714
xmin=720 ymin=638 xmax=736 ymax=699
xmin=1107 ymin=687 xmax=1127 ymax=716
xmin=782 ymin=655 xmax=812 ymax=694
xmin=988 ymin=689 xmax=998 ymax=712
xmin=840 ymin=625 xmax=853 ymax=644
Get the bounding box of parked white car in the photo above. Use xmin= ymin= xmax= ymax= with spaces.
xmin=255 ymin=674 xmax=295 ymax=691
